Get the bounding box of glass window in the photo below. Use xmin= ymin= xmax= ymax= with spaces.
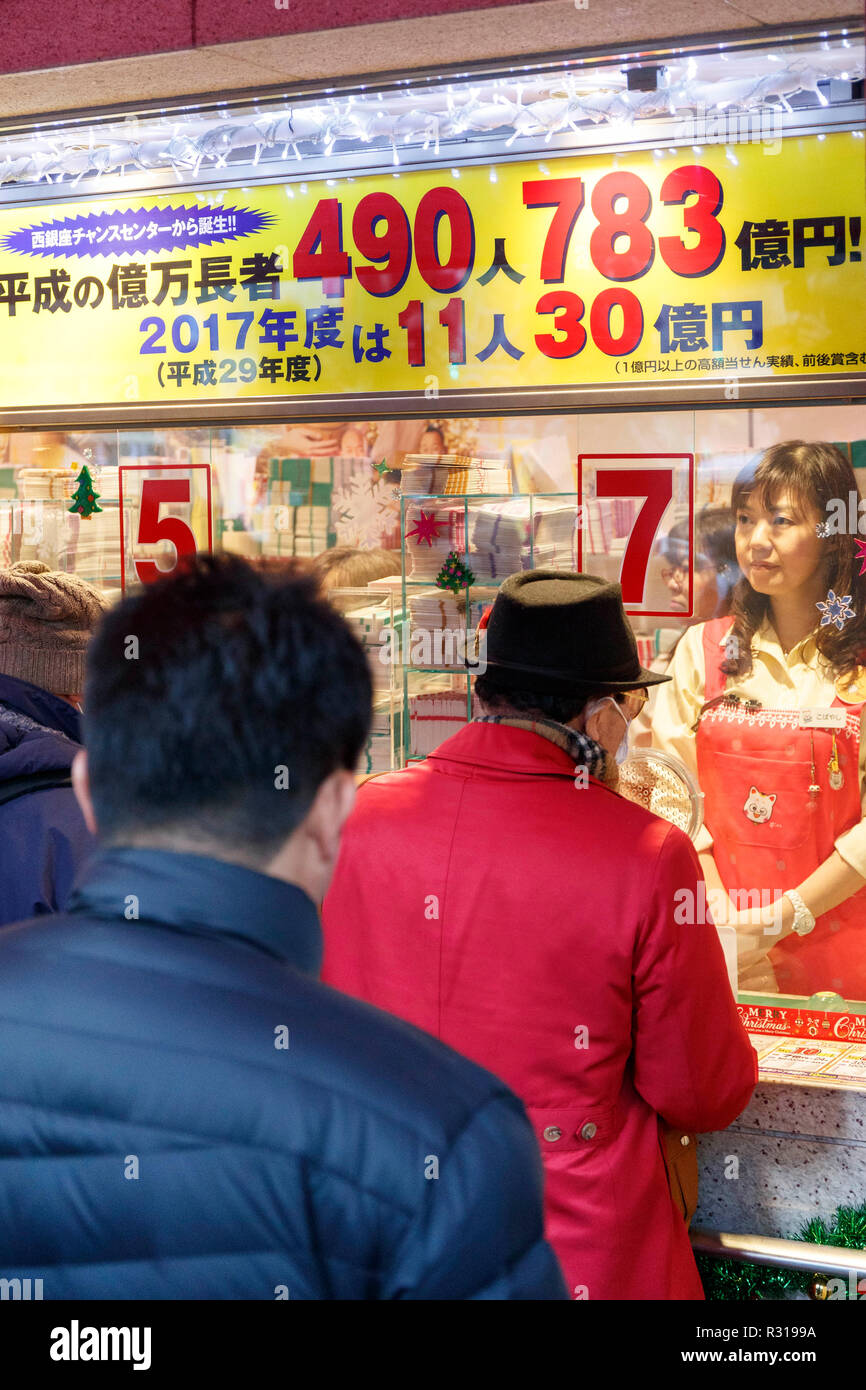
xmin=2 ymin=401 xmax=864 ymax=1020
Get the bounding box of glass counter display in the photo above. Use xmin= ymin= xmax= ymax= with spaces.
xmin=398 ymin=489 xmax=585 ymax=764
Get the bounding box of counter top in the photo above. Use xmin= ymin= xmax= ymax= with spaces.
xmin=753 ymin=1035 xmax=866 ymax=1092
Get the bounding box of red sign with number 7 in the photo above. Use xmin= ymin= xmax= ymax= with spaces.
xmin=577 ymin=453 xmax=694 ymax=616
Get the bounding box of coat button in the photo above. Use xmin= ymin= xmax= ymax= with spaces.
xmin=542 ymin=1125 xmax=562 ymax=1142
xmin=580 ymin=1122 xmax=597 ymax=1141
xmin=680 ymin=1135 xmax=690 ymax=1147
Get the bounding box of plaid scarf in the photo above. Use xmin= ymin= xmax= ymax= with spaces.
xmin=473 ymin=714 xmax=619 ymax=788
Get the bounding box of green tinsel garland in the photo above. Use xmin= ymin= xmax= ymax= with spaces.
xmin=698 ymin=1202 xmax=866 ymax=1300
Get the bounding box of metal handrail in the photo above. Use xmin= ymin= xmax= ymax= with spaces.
xmin=692 ymin=1227 xmax=866 ymax=1277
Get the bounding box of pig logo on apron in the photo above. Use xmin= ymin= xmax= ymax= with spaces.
xmin=743 ymin=786 xmax=776 ymax=824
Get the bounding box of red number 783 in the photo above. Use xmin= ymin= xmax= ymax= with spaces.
xmin=524 ymin=168 xmax=724 ymax=282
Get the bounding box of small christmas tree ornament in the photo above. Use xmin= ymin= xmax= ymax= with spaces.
xmin=68 ymin=465 xmax=102 ymax=520
xmin=435 ymin=551 xmax=476 ymax=594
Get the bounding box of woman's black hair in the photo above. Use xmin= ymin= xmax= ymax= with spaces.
xmin=722 ymin=440 xmax=866 ymax=679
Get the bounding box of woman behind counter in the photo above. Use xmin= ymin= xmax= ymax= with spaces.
xmin=652 ymin=440 xmax=866 ymax=999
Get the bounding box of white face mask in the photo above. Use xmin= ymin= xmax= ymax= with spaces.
xmin=585 ymin=696 xmax=631 ymax=765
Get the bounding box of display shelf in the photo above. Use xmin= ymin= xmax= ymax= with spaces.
xmin=329 ymin=584 xmax=404 ymax=775
xmin=398 ymin=491 xmax=582 ymax=765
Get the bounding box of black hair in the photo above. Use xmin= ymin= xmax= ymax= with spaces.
xmin=474 ymin=672 xmax=603 ymax=724
xmin=663 ymin=507 xmax=738 ymax=573
xmin=84 ymin=553 xmax=371 ymax=862
xmin=661 ymin=506 xmax=741 ymax=632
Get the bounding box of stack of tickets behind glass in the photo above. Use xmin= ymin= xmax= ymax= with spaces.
xmin=404 ymin=495 xmax=578 ymax=581
xmin=409 ymin=685 xmax=471 ymax=759
xmin=408 ymin=587 xmax=496 ymax=669
xmin=399 ymin=453 xmax=512 ymax=497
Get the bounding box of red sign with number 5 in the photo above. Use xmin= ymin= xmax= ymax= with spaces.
xmin=119 ymin=463 xmax=213 ymax=590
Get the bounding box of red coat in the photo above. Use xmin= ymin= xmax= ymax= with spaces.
xmin=322 ymin=723 xmax=757 ymax=1300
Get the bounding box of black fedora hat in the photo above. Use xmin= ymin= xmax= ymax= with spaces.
xmin=479 ymin=569 xmax=671 ymax=694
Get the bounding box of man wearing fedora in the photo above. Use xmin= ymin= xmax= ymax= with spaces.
xmin=322 ymin=570 xmax=756 ymax=1300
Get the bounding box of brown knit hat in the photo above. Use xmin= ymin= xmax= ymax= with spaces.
xmin=0 ymin=561 xmax=108 ymax=694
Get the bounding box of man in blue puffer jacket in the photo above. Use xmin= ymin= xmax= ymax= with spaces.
xmin=0 ymin=554 xmax=565 ymax=1301
xmin=0 ymin=561 xmax=107 ymax=922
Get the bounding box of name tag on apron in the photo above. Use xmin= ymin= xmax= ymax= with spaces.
xmin=798 ymin=708 xmax=847 ymax=729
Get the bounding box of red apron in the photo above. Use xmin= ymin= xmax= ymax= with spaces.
xmin=696 ymin=617 xmax=866 ymax=1000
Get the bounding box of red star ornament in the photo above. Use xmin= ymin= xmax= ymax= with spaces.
xmin=856 ymin=539 xmax=866 ymax=577
xmin=405 ymin=509 xmax=445 ymax=547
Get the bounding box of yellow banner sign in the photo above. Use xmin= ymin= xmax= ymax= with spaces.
xmin=0 ymin=132 xmax=863 ymax=408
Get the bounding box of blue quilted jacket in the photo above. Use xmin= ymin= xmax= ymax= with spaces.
xmin=0 ymin=673 xmax=95 ymax=924
xmin=0 ymin=847 xmax=565 ymax=1299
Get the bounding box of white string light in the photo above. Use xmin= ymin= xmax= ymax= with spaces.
xmin=0 ymin=40 xmax=861 ymax=189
